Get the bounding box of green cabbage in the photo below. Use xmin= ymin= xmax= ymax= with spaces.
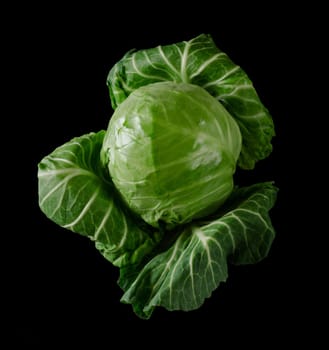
xmin=102 ymin=82 xmax=242 ymax=229
xmin=38 ymin=34 xmax=278 ymax=319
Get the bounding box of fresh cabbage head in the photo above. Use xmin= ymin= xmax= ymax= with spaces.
xmin=102 ymin=81 xmax=242 ymax=229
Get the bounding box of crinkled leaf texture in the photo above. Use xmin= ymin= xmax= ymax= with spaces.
xmin=38 ymin=131 xmax=160 ymax=267
xmin=108 ymin=33 xmax=275 ymax=169
xmin=119 ymin=182 xmax=278 ymax=319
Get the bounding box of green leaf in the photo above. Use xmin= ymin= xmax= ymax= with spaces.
xmin=107 ymin=33 xmax=275 ymax=169
xmin=38 ymin=131 xmax=159 ymax=267
xmin=119 ymin=182 xmax=278 ymax=319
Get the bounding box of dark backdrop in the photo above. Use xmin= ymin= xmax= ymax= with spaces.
xmin=5 ymin=2 xmax=319 ymax=347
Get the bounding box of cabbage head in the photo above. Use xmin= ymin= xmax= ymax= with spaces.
xmin=102 ymin=81 xmax=242 ymax=229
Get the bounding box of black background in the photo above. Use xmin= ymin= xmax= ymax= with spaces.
xmin=5 ymin=3 xmax=321 ymax=347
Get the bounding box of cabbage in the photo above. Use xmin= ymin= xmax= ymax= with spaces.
xmin=38 ymin=34 xmax=278 ymax=319
xmin=102 ymin=82 xmax=242 ymax=228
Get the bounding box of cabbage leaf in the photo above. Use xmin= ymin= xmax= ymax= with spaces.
xmin=38 ymin=131 xmax=160 ymax=267
xmin=119 ymin=182 xmax=278 ymax=319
